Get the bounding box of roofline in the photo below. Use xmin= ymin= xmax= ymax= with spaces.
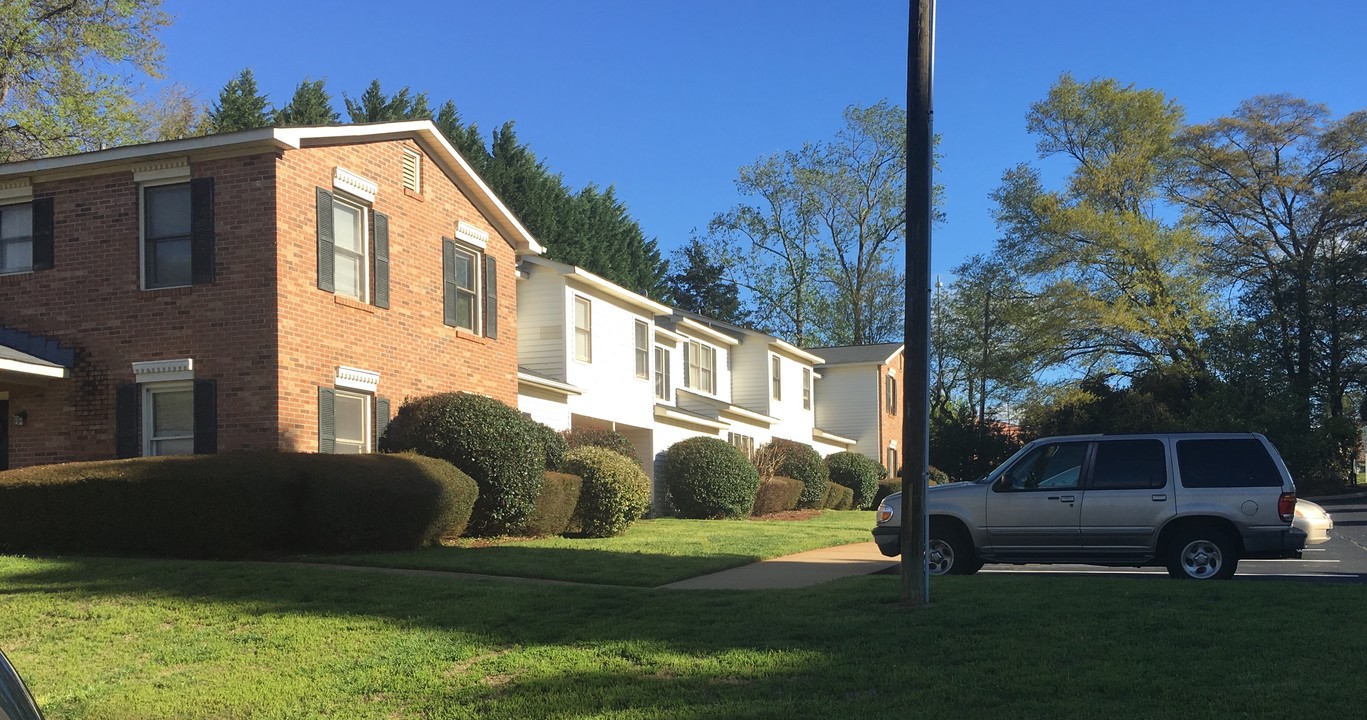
xmin=814 ymin=343 xmax=905 ymax=368
xmin=812 ymin=427 xmax=857 ymax=446
xmin=517 ymin=371 xmax=583 ymax=397
xmin=0 ymin=121 xmax=545 ymax=256
xmin=675 ymin=318 xmax=740 ymax=346
xmin=768 ymin=338 xmax=824 ymax=365
xmin=525 ymin=256 xmax=671 ymax=315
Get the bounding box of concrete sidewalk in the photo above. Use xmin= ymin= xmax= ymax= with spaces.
xmin=660 ymin=541 xmax=896 ymax=590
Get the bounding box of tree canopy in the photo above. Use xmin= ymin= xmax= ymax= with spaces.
xmin=208 ymin=68 xmax=271 ymax=132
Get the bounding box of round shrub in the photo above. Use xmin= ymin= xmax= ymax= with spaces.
xmin=532 ymin=422 xmax=570 ymax=472
xmin=525 ymin=471 xmax=583 ymax=537
xmin=381 ymin=392 xmax=545 ymax=535
xmin=823 ymin=481 xmax=855 ymax=510
xmin=562 ymin=447 xmax=651 ymax=537
xmin=752 ymin=476 xmax=804 ymax=515
xmin=826 ymin=451 xmax=884 ymax=509
xmin=561 ymin=427 xmax=641 ymax=466
xmin=766 ymin=438 xmax=829 ymax=508
xmin=662 ymin=437 xmax=760 ymax=519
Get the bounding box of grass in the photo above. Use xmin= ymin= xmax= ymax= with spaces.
xmin=302 ymin=510 xmax=877 ymax=587
xmin=1 ymin=553 xmax=1362 ymax=719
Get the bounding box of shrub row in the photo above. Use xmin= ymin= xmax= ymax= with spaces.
xmin=525 ymin=471 xmax=583 ymax=537
xmin=563 ymin=447 xmax=651 ymax=537
xmin=752 ymin=477 xmax=804 ymax=515
xmin=0 ymin=452 xmax=477 ymax=558
xmin=826 ymin=451 xmax=885 ymax=509
xmin=822 ymin=481 xmax=855 ymax=510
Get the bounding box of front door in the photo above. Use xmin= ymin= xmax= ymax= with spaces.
xmin=984 ymin=441 xmax=1089 ymax=556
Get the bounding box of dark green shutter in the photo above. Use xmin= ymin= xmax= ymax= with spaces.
xmin=374 ymin=397 xmax=391 ymax=452
xmin=318 ymin=387 xmax=336 ymax=453
xmin=373 ymin=211 xmax=390 ymax=308
xmin=442 ymin=238 xmax=457 ymax=327
xmin=115 ymin=383 xmax=139 ymax=458
xmin=190 ymin=178 xmax=215 ymax=284
xmin=316 ymin=188 xmax=334 ymax=292
xmin=483 ymin=255 xmax=498 ymax=339
xmin=193 ymin=379 xmax=217 ymax=454
xmin=31 ymin=197 xmax=54 ymax=271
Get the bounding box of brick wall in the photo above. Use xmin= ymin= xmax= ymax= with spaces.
xmin=877 ymin=352 xmax=906 ymax=473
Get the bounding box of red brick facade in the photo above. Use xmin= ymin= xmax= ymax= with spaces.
xmin=877 ymin=350 xmax=906 ymax=475
xmin=0 ymin=130 xmax=522 ymax=469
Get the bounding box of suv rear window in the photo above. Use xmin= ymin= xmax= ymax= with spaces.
xmin=1176 ymin=438 xmax=1281 ymax=488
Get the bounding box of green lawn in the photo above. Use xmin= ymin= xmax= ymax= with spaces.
xmin=303 ymin=510 xmax=877 ymax=587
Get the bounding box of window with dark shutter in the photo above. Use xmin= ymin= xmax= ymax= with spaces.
xmin=115 ymin=383 xmax=139 ymax=458
xmin=316 ymin=188 xmax=334 ymax=292
xmin=374 ymin=397 xmax=391 ymax=452
xmin=31 ymin=197 xmax=54 ymax=271
xmin=483 ymin=255 xmax=497 ymax=339
xmin=318 ymin=387 xmax=336 ymax=453
xmin=190 ymin=178 xmax=215 ymax=284
xmin=372 ymin=211 xmax=389 ymax=308
xmin=193 ymin=379 xmax=217 ymax=454
xmin=442 ymin=238 xmax=457 ymax=327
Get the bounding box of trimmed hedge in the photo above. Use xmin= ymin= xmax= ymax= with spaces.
xmin=873 ymin=477 xmax=901 ymax=506
xmin=561 ymin=427 xmax=641 ymax=466
xmin=0 ymin=452 xmax=477 ymax=558
xmin=563 ymin=447 xmax=651 ymax=537
xmin=766 ymin=439 xmax=828 ymax=508
xmin=752 ymin=476 xmax=804 ymax=515
xmin=822 ymin=481 xmax=856 ymax=510
xmin=826 ymin=451 xmax=885 ymax=509
xmin=532 ymin=422 xmax=570 ymax=473
xmin=662 ymin=437 xmax=760 ymax=519
xmin=525 ymin=471 xmax=583 ymax=537
xmin=381 ymin=392 xmax=545 ymax=535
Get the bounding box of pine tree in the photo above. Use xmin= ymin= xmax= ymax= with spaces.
xmin=434 ymin=100 xmax=489 ymax=173
xmin=274 ymin=79 xmax=339 ymax=126
xmin=208 ymin=68 xmax=271 ymax=132
xmin=668 ymin=238 xmax=745 ymax=323
xmin=343 ymin=80 xmax=432 ymax=122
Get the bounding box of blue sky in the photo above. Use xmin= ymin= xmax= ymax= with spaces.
xmin=161 ymin=0 xmax=1367 ymax=280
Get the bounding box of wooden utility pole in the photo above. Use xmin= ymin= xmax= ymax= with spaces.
xmin=901 ymin=0 xmax=934 ymax=606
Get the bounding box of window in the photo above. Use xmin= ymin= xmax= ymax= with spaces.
xmin=1000 ymin=442 xmax=1088 ymax=491
xmin=333 ymin=390 xmax=369 ymax=455
xmin=0 ymin=203 xmax=33 ymax=274
xmin=887 ymin=447 xmax=899 ymax=477
xmin=332 ymin=195 xmax=367 ymax=301
xmin=574 ymin=297 xmax=592 ymax=362
xmin=685 ymin=342 xmax=716 ymax=394
xmin=728 ymin=432 xmax=755 ymax=459
xmin=771 ymin=356 xmax=782 ymax=400
xmin=635 ymin=320 xmax=649 ymax=378
xmin=143 ymin=183 xmax=192 ymax=288
xmin=442 ymin=237 xmax=496 ymax=337
xmin=144 ymin=382 xmax=194 ymax=456
xmin=449 ymin=243 xmax=479 ymax=331
xmin=802 ymin=368 xmax=812 ymax=410
xmin=654 ymin=346 xmax=671 ymax=400
xmin=1177 ymin=439 xmax=1281 ymax=488
xmin=886 ymin=374 xmax=898 ymax=415
xmin=1091 ymin=440 xmax=1167 ymax=490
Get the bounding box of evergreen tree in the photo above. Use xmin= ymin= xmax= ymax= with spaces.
xmin=344 ymin=80 xmax=432 ymax=123
xmin=668 ymin=238 xmax=745 ymax=323
xmin=208 ymin=68 xmax=271 ymax=132
xmin=434 ymin=100 xmax=489 ymax=173
xmin=274 ymin=79 xmax=339 ymax=126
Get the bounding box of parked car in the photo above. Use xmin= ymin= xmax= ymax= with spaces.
xmin=0 ymin=649 xmax=43 ymax=720
xmin=873 ymin=433 xmax=1307 ymax=580
xmin=1294 ymin=498 xmax=1334 ymax=544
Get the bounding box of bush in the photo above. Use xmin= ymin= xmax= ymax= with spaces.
xmin=757 ymin=438 xmax=829 ymax=508
xmin=873 ymin=477 xmax=901 ymax=506
xmin=661 ymin=437 xmax=760 ymax=519
xmin=752 ymin=477 xmax=804 ymax=515
xmin=826 ymin=451 xmax=884 ymax=509
xmin=525 ymin=471 xmax=583 ymax=537
xmin=562 ymin=447 xmax=651 ymax=537
xmin=929 ymin=466 xmax=951 ymax=485
xmin=531 ymin=422 xmax=570 ymax=472
xmin=822 ymin=481 xmax=855 ymax=510
xmin=381 ymin=392 xmax=545 ymax=535
xmin=561 ymin=427 xmax=641 ymax=466
xmin=0 ymin=453 xmax=477 ymax=558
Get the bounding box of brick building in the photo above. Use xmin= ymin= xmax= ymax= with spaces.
xmin=0 ymin=122 xmax=541 ymax=470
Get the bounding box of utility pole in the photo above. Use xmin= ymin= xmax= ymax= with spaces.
xmin=901 ymin=0 xmax=935 ymax=606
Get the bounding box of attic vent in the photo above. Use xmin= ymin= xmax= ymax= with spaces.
xmin=402 ymin=149 xmax=421 ymax=193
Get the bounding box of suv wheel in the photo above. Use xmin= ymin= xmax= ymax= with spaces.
xmin=1167 ymin=527 xmax=1239 ymax=580
xmin=928 ymin=529 xmax=983 ymax=576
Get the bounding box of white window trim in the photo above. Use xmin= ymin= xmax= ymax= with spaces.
xmin=456 ymin=220 xmax=489 ymax=250
xmin=450 ymin=240 xmax=482 ymax=333
xmin=142 ymin=380 xmax=194 ymax=457
xmin=132 ymin=157 xmax=189 ymax=183
xmin=0 ymin=201 xmax=34 ymax=275
xmin=336 ymin=366 xmax=380 ymax=393
xmin=686 ymin=341 xmax=718 ymax=395
xmin=139 ymin=178 xmax=192 ymax=291
xmin=634 ymin=320 xmax=650 ymax=380
xmin=802 ymin=368 xmax=812 ymax=410
xmin=771 ymin=355 xmax=782 ymax=401
xmin=332 ymin=193 xmax=369 ymax=303
xmin=573 ymin=296 xmax=592 ymax=363
xmin=0 ymin=178 xmax=32 ymax=203
xmin=654 ymin=346 xmax=671 ymax=401
xmin=333 ymin=167 xmax=377 ymax=203
xmin=133 ymin=358 xmax=194 ymax=384
xmin=332 ymin=387 xmax=371 ymax=455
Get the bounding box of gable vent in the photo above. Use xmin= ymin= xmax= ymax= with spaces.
xmin=402 ymin=149 xmax=421 ymax=193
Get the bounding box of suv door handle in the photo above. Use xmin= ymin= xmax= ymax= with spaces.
xmin=1048 ymin=495 xmax=1076 ymax=503
xmin=1152 ymin=494 xmax=1168 ymax=501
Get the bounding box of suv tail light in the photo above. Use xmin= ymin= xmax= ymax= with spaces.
xmin=1278 ymin=493 xmax=1296 ymax=523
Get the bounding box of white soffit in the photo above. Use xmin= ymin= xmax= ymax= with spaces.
xmin=336 ymin=366 xmax=381 ymax=393
xmin=333 ymin=167 xmax=378 ymax=202
xmin=133 ymin=358 xmax=194 ymax=383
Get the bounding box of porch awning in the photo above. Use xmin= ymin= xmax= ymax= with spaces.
xmin=0 ymin=344 xmax=69 ymax=381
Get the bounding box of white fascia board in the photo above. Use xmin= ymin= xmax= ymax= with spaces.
xmin=676 ymin=318 xmax=740 ymax=346
xmin=813 ymin=427 xmax=857 ymax=446
xmin=0 ymin=127 xmax=294 ymax=180
xmin=0 ymin=358 xmax=68 ymax=379
xmin=518 ymin=371 xmax=584 ymax=397
xmin=654 ymin=325 xmax=686 ymax=343
xmin=717 ymin=404 xmax=778 ymax=426
xmin=526 ymin=256 xmax=671 ymax=316
xmin=654 ymin=404 xmax=728 ymax=431
xmin=769 ymin=339 xmax=824 ymax=365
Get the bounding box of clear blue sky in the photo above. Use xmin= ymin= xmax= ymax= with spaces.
xmin=162 ymin=0 xmax=1367 ymax=280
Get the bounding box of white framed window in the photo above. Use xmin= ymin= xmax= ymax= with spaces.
xmin=333 ymin=389 xmax=369 ymax=455
xmin=0 ymin=203 xmax=33 ymax=274
xmin=449 ymin=243 xmax=480 ymax=332
xmin=143 ymin=381 xmax=194 ymax=456
xmin=634 ymin=320 xmax=649 ymax=379
xmin=771 ymin=355 xmax=782 ymax=401
xmin=802 ymin=368 xmax=812 ymax=410
xmin=332 ymin=194 xmax=368 ymax=301
xmin=886 ymin=374 xmax=898 ymax=415
xmin=141 ymin=182 xmax=192 ymax=289
xmin=654 ymin=346 xmax=671 ymax=400
xmin=685 ymin=341 xmax=716 ymax=394
xmin=574 ymin=296 xmax=592 ymax=362
xmin=728 ymin=432 xmax=755 ymax=460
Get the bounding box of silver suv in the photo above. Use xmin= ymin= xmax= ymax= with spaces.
xmin=873 ymin=433 xmax=1307 ymax=579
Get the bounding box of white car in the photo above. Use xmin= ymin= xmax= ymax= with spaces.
xmin=1293 ymin=499 xmax=1334 ymax=544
